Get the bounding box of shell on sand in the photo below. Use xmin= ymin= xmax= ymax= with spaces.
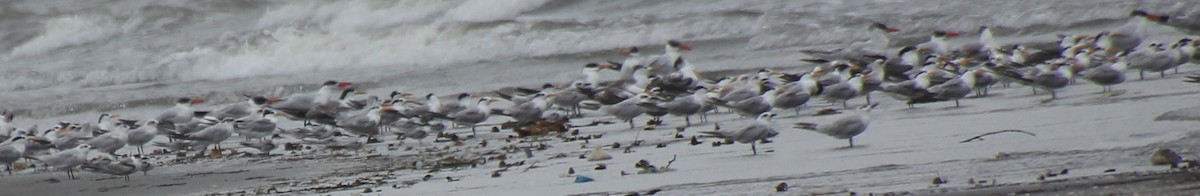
xmin=586 ymin=148 xmax=612 ymax=161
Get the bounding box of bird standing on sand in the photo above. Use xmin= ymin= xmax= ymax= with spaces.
xmin=796 ymin=103 xmax=879 ymax=148
xmin=702 ymin=113 xmax=779 ymax=155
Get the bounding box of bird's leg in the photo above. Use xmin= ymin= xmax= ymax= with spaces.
xmin=1140 ymin=70 xmax=1145 ymax=80
xmin=865 ymin=94 xmax=872 ymax=105
xmin=685 ymin=115 xmax=691 ymax=127
xmin=1161 ymin=71 xmax=1167 ymax=78
xmin=751 ymin=143 xmax=758 ymax=155
xmin=6 ymin=163 xmax=11 ymax=175
xmin=955 ymin=99 xmax=960 ymax=107
xmin=1031 ymin=87 xmax=1037 ymax=95
xmin=849 ymin=137 xmax=855 ymax=148
xmin=842 ymin=101 xmax=849 ymax=109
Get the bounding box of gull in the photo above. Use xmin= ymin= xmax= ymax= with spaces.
xmin=0 ymin=136 xmax=30 ymax=175
xmin=795 ymin=103 xmax=879 ymax=148
xmin=234 ymin=109 xmax=278 ymax=141
xmin=701 ymin=113 xmax=779 ymax=155
xmin=125 ymin=120 xmax=159 ymax=155
xmin=33 ymin=144 xmax=103 ymax=180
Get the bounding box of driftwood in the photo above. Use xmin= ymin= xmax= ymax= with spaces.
xmin=959 ymin=130 xmax=1036 ymax=143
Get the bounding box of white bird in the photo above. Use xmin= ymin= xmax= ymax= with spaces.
xmin=444 ymin=97 xmax=498 ymax=136
xmin=125 ymin=120 xmax=160 ymax=155
xmin=916 ymin=30 xmax=961 ymax=59
xmin=1142 ymin=7 xmax=1200 ymax=35
xmin=702 ymin=113 xmax=779 ymax=155
xmin=639 ymin=87 xmax=710 ymax=126
xmin=821 ymin=75 xmax=865 ymax=109
xmin=1098 ymin=10 xmax=1156 ymax=55
xmin=234 ymin=109 xmax=278 ymax=141
xmin=1129 ymin=43 xmax=1181 ymax=79
xmin=800 ymin=22 xmax=899 ymax=65
xmin=0 ymin=135 xmax=30 ymax=175
xmin=169 ymin=118 xmax=235 ymax=153
xmin=646 ymin=40 xmax=693 ymax=75
xmin=155 ymin=97 xmax=206 ymax=131
xmin=500 ymin=93 xmax=551 ymax=126
xmin=795 ymin=103 xmax=879 ymax=148
xmin=602 ymin=94 xmax=648 ymax=129
xmin=0 ymin=112 xmax=16 ymax=142
xmin=549 ymin=81 xmax=590 ymax=116
xmin=1080 ymin=56 xmax=1129 ymax=93
xmin=271 ymin=80 xmax=353 ymax=124
xmin=956 ymin=26 xmax=1000 ymax=60
xmin=335 ymin=106 xmax=395 ymax=140
xmin=205 ymin=95 xmax=278 ymax=122
xmin=34 ymin=144 xmax=103 ymax=180
xmin=927 ymin=74 xmax=972 ymax=107
xmin=85 ymin=123 xmax=131 ymax=154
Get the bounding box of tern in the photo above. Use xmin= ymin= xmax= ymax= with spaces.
xmin=701 ymin=113 xmax=779 ymax=155
xmin=125 ymin=120 xmax=160 ymax=155
xmin=234 ymin=109 xmax=278 ymax=141
xmin=154 ymin=97 xmax=206 ymax=131
xmin=795 ymin=103 xmax=879 ymax=148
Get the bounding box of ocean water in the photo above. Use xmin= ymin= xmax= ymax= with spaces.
xmin=0 ymin=0 xmax=1188 ymax=119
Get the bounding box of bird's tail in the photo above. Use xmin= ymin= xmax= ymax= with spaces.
xmin=793 ymin=122 xmax=818 ymax=131
xmin=578 ymin=101 xmax=602 ymax=110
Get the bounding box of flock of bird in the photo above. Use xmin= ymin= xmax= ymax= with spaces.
xmin=0 ymin=9 xmax=1197 ymax=185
